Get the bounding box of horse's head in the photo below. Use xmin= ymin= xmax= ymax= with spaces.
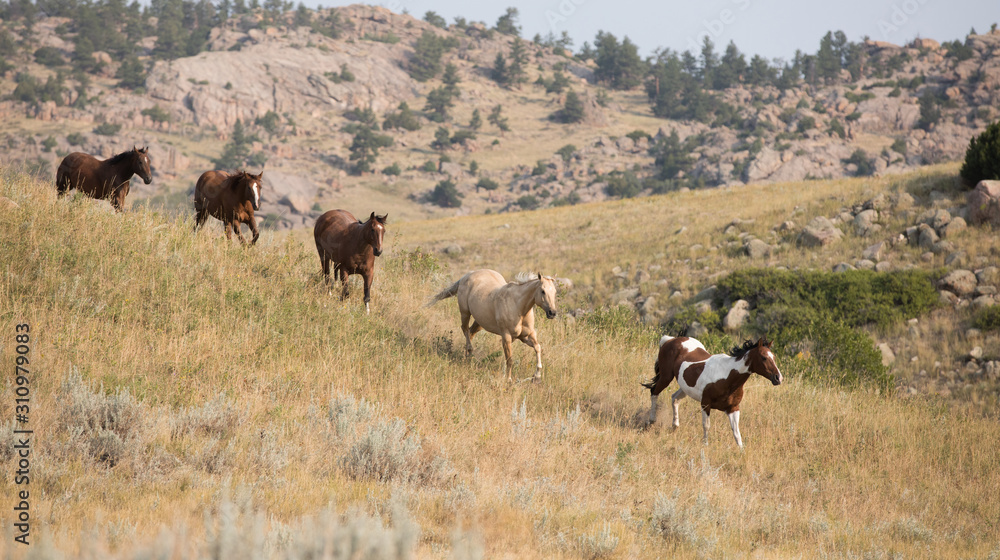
xmin=132 ymin=146 xmax=152 ymax=184
xmin=235 ymin=170 xmax=263 ymax=210
xmin=747 ymin=338 xmax=783 ymax=386
xmin=534 ymin=273 xmax=558 ymax=319
xmin=365 ymin=212 xmax=388 ymax=257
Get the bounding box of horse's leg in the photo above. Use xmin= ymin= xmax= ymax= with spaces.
xmin=224 ymin=221 xmax=234 ymax=241
xmin=362 ymin=270 xmax=373 ymax=315
xmin=727 ymin=410 xmax=743 ymax=450
xmin=113 ymin=182 xmax=130 ymax=212
xmin=671 ymin=389 xmax=686 ymax=429
xmin=339 ymin=268 xmax=350 ymax=300
xmin=249 ymin=217 xmax=259 ymax=246
xmin=701 ymin=407 xmax=711 ymax=445
xmin=320 ymin=253 xmax=331 ymax=289
xmin=518 ymin=331 xmax=542 ymax=381
xmin=501 ymin=333 xmax=514 ymax=382
xmin=460 ymin=311 xmax=474 ymax=356
xmin=56 ymin=169 xmax=70 ymax=196
xmin=233 ymin=220 xmax=248 ymax=244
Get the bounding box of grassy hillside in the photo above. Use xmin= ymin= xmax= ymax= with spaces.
xmin=1 ymin=166 xmax=999 ymax=558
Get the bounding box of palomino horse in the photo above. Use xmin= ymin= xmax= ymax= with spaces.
xmin=314 ymin=209 xmax=387 ymax=314
xmin=430 ymin=270 xmax=558 ymax=382
xmin=193 ymin=170 xmax=263 ymax=245
xmin=56 ymin=146 xmax=152 ymax=212
xmin=642 ymin=336 xmax=782 ymax=449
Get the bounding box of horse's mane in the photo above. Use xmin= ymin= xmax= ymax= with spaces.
xmin=729 ymin=339 xmax=762 ymax=360
xmin=225 ymin=170 xmax=252 ymax=190
xmin=511 ymin=272 xmax=542 ymax=285
xmin=106 ymin=149 xmax=138 ymax=165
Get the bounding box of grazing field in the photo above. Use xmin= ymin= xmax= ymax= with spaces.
xmin=1 ymin=165 xmax=999 ymax=558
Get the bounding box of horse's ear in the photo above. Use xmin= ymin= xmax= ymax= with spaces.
xmin=537 ymin=272 xmax=542 ymax=280
xmin=369 ymin=211 xmax=375 ymax=221
xmin=377 ymin=213 xmax=388 ymax=223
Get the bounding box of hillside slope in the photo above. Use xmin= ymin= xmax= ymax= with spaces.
xmin=2 ymin=166 xmax=999 ymax=558
xmin=1 ymin=5 xmax=999 ymax=224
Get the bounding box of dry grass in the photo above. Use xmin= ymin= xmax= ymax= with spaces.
xmin=1 ymin=165 xmax=999 ymax=558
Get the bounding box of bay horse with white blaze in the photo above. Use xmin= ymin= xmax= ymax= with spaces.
xmin=642 ymin=335 xmax=782 ymax=449
xmin=429 ymin=270 xmax=559 ymax=382
xmin=193 ymin=169 xmax=263 ymax=245
xmin=314 ymin=209 xmax=387 ymax=314
xmin=56 ymin=146 xmax=152 ymax=212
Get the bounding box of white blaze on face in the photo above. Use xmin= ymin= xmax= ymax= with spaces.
xmin=251 ymin=182 xmax=260 ymax=207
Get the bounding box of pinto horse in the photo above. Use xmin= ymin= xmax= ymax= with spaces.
xmin=642 ymin=336 xmax=782 ymax=449
xmin=314 ymin=209 xmax=387 ymax=314
xmin=193 ymin=169 xmax=263 ymax=245
xmin=56 ymin=146 xmax=152 ymax=212
xmin=429 ymin=270 xmax=559 ymax=382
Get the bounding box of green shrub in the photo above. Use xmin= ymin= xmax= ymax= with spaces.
xmin=66 ymin=132 xmax=84 ymax=145
xmin=713 ymin=268 xmax=932 ymax=391
xmin=516 ymin=194 xmax=539 ymax=210
xmin=41 ymin=136 xmax=57 ymax=152
xmin=555 ymin=144 xmax=576 ymax=162
xmin=141 ymin=104 xmax=171 ymax=123
xmin=844 ymin=148 xmax=876 ymax=176
xmin=476 ymin=177 xmax=499 ymax=191
xmin=382 ymin=102 xmax=421 ymax=131
xmin=582 ymin=306 xmax=653 ymax=346
xmin=362 ymin=32 xmax=400 ymax=44
xmin=891 ymin=138 xmax=907 ymax=155
xmin=420 ymin=160 xmax=437 ymax=173
xmin=427 ymin=179 xmax=462 ymax=207
xmin=959 ymin=119 xmax=1000 ymax=186
xmin=531 ymin=160 xmax=547 ymax=176
xmin=716 ymin=268 xmax=938 ymax=330
xmin=34 ymin=46 xmax=65 ymax=66
xmin=625 ymin=130 xmax=649 ymax=142
xmin=827 ymin=118 xmax=846 ymax=139
xmin=93 ymin=122 xmax=121 ymax=136
xmin=382 ymin=162 xmax=401 ymax=176
xmin=604 ymin=171 xmax=642 ymax=199
xmin=972 ymin=306 xmax=1000 ymax=331
xmin=845 ymin=91 xmax=875 ymax=103
xmin=797 ymin=116 xmax=816 ymax=133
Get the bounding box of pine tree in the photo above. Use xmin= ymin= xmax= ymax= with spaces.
xmin=348 ymin=125 xmax=393 ymax=174
xmin=424 ymin=86 xmax=454 ymax=122
xmin=442 ymin=63 xmax=460 ymax=95
xmin=488 ymin=104 xmax=509 ymax=132
xmin=468 ymin=108 xmax=482 ymax=130
xmin=552 ymin=90 xmax=584 ymax=123
xmin=491 ymin=52 xmax=510 ymax=86
xmin=495 ymin=7 xmax=520 ymax=36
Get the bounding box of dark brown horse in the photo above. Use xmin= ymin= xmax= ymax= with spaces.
xmin=193 ymin=169 xmax=263 ymax=245
xmin=56 ymin=146 xmax=152 ymax=212
xmin=314 ymin=209 xmax=387 ymax=314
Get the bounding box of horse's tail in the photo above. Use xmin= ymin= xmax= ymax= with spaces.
xmin=426 ymin=279 xmax=461 ymax=307
xmin=641 ymin=335 xmax=675 ymax=390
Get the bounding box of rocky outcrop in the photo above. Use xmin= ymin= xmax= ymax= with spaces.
xmin=968 ymin=180 xmax=1000 ymax=226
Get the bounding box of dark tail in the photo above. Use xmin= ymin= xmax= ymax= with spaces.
xmin=426 ymin=279 xmax=461 ymax=307
xmin=640 ymin=360 xmax=659 ymax=390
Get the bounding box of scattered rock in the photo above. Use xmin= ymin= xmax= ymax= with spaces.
xmin=977 ymin=285 xmax=998 ymax=296
xmin=877 ymin=343 xmax=896 ymax=366
xmin=694 ymin=285 xmax=718 ymax=302
xmin=976 ymin=266 xmax=999 ymax=285
xmin=945 ymin=251 xmax=967 ymax=266
xmin=442 ymin=244 xmax=463 ymax=255
xmin=917 ymin=224 xmax=939 ymax=249
xmin=611 ymin=288 xmax=640 ymax=306
xmin=279 ymin=193 xmax=312 ymax=214
xmin=875 ymin=261 xmax=893 ymax=272
xmin=723 ymin=300 xmax=751 ymax=332
xmin=832 ymin=262 xmax=856 ymax=273
xmin=968 ymin=180 xmax=1000 ymax=226
xmin=938 ymin=269 xmax=977 ymax=296
xmin=970 ymin=346 xmax=984 ymax=360
xmin=973 ymin=295 xmax=996 ymax=308
xmin=855 ymin=259 xmax=876 ymax=270
xmin=800 ymin=217 xmax=844 ymax=247
xmin=862 ymin=241 xmax=885 ymax=261
xmin=635 ymin=270 xmax=650 ymax=284
xmin=853 ymin=209 xmax=879 ymax=236
xmin=919 ymin=208 xmax=952 ymax=230
xmin=687 ymin=321 xmax=708 ymax=338
xmin=893 ymin=191 xmax=916 ymax=210
xmin=939 ymin=290 xmax=959 ymax=305
xmin=745 ymin=238 xmax=771 ymax=259
xmin=940 ymin=216 xmax=967 ymax=238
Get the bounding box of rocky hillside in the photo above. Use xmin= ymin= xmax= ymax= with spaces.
xmin=1 ymin=4 xmax=999 ymax=227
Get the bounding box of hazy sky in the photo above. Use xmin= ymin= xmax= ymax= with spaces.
xmin=312 ymin=0 xmax=999 ymax=61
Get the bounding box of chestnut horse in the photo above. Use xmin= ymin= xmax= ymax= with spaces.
xmin=429 ymin=271 xmax=558 ymax=382
xmin=642 ymin=336 xmax=782 ymax=449
xmin=193 ymin=170 xmax=263 ymax=245
xmin=56 ymin=146 xmax=152 ymax=212
xmin=314 ymin=209 xmax=387 ymax=314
